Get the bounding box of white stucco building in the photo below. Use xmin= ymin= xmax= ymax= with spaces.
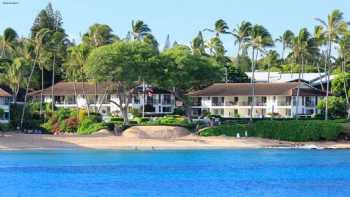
xmin=0 ymin=88 xmax=11 ymax=123
xmin=189 ymin=82 xmax=327 ymax=118
xmin=29 ymin=82 xmax=176 ymax=117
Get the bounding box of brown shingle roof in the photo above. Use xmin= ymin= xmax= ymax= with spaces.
xmin=29 ymin=82 xmax=172 ymax=96
xmin=29 ymin=82 xmax=112 ymax=96
xmin=0 ymin=88 xmax=11 ymax=97
xmin=188 ymin=83 xmax=327 ymax=96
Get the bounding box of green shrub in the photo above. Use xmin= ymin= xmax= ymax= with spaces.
xmin=147 ymin=115 xmax=189 ymax=126
xmin=317 ymin=96 xmax=347 ymax=119
xmin=77 ymin=117 xmax=106 ymax=135
xmin=200 ymin=124 xmax=249 ymax=137
xmin=200 ymin=120 xmax=343 ymax=142
xmin=252 ymin=120 xmax=343 ymax=141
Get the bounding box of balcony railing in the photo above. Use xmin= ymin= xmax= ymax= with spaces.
xmin=212 ymin=102 xmax=225 ymax=106
xmin=277 ymin=101 xmax=291 ymax=106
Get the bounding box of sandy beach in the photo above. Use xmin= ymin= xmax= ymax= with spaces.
xmin=1 ymin=132 xmax=350 ymax=150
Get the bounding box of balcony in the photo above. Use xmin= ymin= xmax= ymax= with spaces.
xmin=212 ymin=102 xmax=225 ymax=106
xmin=277 ymin=101 xmax=291 ymax=106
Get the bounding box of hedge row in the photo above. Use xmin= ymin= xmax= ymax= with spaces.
xmin=200 ymin=120 xmax=343 ymax=142
xmin=200 ymin=124 xmax=249 ymax=137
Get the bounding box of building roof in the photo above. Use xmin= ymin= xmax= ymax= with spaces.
xmin=245 ymin=72 xmax=333 ymax=84
xmin=29 ymin=81 xmax=171 ymax=96
xmin=0 ymin=88 xmax=11 ymax=97
xmin=188 ymin=82 xmax=327 ymax=97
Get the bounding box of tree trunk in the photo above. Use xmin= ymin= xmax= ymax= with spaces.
xmin=250 ymin=48 xmax=256 ymax=122
xmin=20 ymin=53 xmax=39 ymax=129
xmin=40 ymin=65 xmax=44 ymax=117
xmin=325 ymin=39 xmax=332 ymax=120
xmin=316 ymin=62 xmax=324 ymax=91
xmin=73 ymin=73 xmax=78 ymax=119
xmin=93 ymin=82 xmax=97 ymax=112
xmin=51 ymin=53 xmax=56 ymax=112
xmin=81 ymin=72 xmax=90 ymax=116
xmin=295 ymin=56 xmax=304 ymax=120
xmin=267 ymin=62 xmax=271 ymax=83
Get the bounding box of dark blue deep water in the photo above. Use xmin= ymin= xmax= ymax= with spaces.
xmin=0 ymin=149 xmax=350 ymax=197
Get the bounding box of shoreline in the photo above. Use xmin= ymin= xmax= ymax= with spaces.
xmin=1 ymin=133 xmax=350 ymax=151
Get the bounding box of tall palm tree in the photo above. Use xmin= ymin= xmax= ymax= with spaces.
xmin=264 ymin=50 xmax=280 ymax=83
xmin=82 ymin=24 xmax=116 ymax=47
xmin=20 ymin=28 xmax=50 ymax=129
xmin=0 ymin=58 xmax=26 ymax=104
xmin=290 ymin=28 xmax=318 ymax=119
xmin=64 ymin=44 xmax=90 ymax=115
xmin=131 ymin=20 xmax=151 ymax=40
xmin=204 ymin=19 xmax=229 ymax=37
xmin=275 ymin=30 xmax=294 ymax=62
xmin=338 ymin=32 xmax=350 ymax=118
xmin=248 ymin=25 xmax=274 ymax=120
xmin=232 ymin=21 xmax=252 ymax=58
xmin=1 ymin=28 xmax=18 ymax=60
xmin=316 ymin=9 xmax=348 ymax=120
xmin=313 ymin=25 xmax=326 ymax=91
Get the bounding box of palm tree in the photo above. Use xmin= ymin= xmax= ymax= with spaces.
xmin=131 ymin=20 xmax=151 ymax=40
xmin=275 ymin=30 xmax=294 ymax=62
xmin=264 ymin=50 xmax=280 ymax=83
xmin=290 ymin=28 xmax=318 ymax=119
xmin=1 ymin=28 xmax=18 ymax=59
xmin=316 ymin=9 xmax=348 ymax=120
xmin=248 ymin=25 xmax=274 ymax=120
xmin=337 ymin=32 xmax=350 ymax=118
xmin=20 ymin=28 xmax=50 ymax=129
xmin=204 ymin=19 xmax=229 ymax=37
xmin=82 ymin=24 xmax=116 ymax=47
xmin=64 ymin=44 xmax=90 ymax=115
xmin=232 ymin=21 xmax=252 ymax=58
xmin=0 ymin=58 xmax=26 ymax=104
xmin=313 ymin=25 xmax=326 ymax=91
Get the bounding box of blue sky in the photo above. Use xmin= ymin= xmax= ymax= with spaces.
xmin=0 ymin=0 xmax=349 ymax=55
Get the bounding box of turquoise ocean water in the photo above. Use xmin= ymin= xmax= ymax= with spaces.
xmin=0 ymin=149 xmax=350 ymax=197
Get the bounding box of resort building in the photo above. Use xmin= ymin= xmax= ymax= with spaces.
xmin=0 ymin=88 xmax=12 ymax=123
xmin=189 ymin=82 xmax=327 ymax=118
xmin=29 ymin=82 xmax=176 ymax=117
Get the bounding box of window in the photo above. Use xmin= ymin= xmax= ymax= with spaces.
xmin=162 ymin=107 xmax=172 ymax=113
xmin=163 ymin=94 xmax=171 ymax=105
xmin=0 ymin=112 xmax=9 ymax=120
xmin=212 ymin=97 xmax=224 ymax=106
xmin=212 ymin=109 xmax=224 ymax=116
xmin=146 ymin=95 xmax=153 ymax=105
xmin=133 ymin=96 xmax=140 ymax=104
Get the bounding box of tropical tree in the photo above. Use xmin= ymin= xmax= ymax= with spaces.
xmin=289 ymin=28 xmax=318 ymax=118
xmin=316 ymin=9 xmax=348 ymax=120
xmin=20 ymin=28 xmax=51 ymax=129
xmin=131 ymin=20 xmax=151 ymax=40
xmin=337 ymin=31 xmax=350 ymax=118
xmin=82 ymin=24 xmax=116 ymax=47
xmin=64 ymin=44 xmax=91 ymax=114
xmin=157 ymin=45 xmax=223 ymax=118
xmin=275 ymin=30 xmax=294 ymax=61
xmin=0 ymin=58 xmax=27 ymax=103
xmin=191 ymin=31 xmax=206 ymax=55
xmin=204 ymin=19 xmax=229 ymax=37
xmin=85 ymin=40 xmax=159 ymax=125
xmin=232 ymin=21 xmax=252 ymax=57
xmin=247 ymin=24 xmax=274 ymax=120
xmin=0 ymin=28 xmax=18 ymax=59
xmin=313 ymin=25 xmax=326 ymax=91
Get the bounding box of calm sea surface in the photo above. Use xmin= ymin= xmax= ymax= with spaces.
xmin=0 ymin=149 xmax=350 ymax=197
